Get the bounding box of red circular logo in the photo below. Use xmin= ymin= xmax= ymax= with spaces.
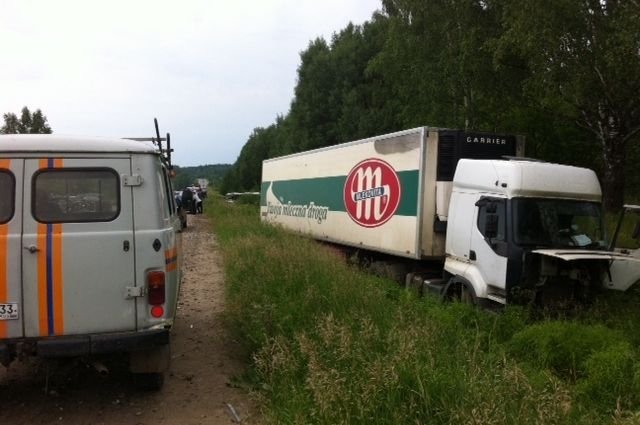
xmin=343 ymin=158 xmax=401 ymax=227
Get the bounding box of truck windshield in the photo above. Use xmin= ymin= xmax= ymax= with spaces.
xmin=513 ymin=198 xmax=604 ymax=249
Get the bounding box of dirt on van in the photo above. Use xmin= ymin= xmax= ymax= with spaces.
xmin=0 ymin=214 xmax=258 ymax=425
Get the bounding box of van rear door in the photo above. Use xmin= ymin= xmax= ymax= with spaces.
xmin=22 ymin=158 xmax=137 ymax=337
xmin=0 ymin=159 xmax=24 ymax=339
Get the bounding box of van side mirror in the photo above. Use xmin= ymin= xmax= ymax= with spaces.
xmin=485 ymin=215 xmax=499 ymax=239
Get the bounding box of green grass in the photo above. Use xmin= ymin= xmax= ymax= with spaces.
xmin=208 ymin=196 xmax=640 ymax=424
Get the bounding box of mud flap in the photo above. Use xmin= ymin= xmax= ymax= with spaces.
xmin=129 ymin=344 xmax=170 ymax=374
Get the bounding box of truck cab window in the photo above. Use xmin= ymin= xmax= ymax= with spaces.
xmin=513 ymin=198 xmax=603 ymax=248
xmin=0 ymin=171 xmax=15 ymax=223
xmin=477 ymin=198 xmax=506 ymax=241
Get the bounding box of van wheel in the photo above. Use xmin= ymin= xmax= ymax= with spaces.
xmin=134 ymin=372 xmax=164 ymax=391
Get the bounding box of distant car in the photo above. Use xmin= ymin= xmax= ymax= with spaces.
xmin=224 ymin=192 xmax=241 ymax=202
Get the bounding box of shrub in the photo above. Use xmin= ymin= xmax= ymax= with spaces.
xmin=577 ymin=343 xmax=640 ymax=411
xmin=508 ymin=322 xmax=627 ymax=380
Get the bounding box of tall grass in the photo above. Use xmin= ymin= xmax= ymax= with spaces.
xmin=209 ymin=196 xmax=640 ymax=424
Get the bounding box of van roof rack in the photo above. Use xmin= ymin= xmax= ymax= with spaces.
xmin=123 ymin=118 xmax=173 ymax=169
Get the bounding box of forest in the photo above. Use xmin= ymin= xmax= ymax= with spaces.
xmin=220 ymin=0 xmax=640 ymax=211
xmin=172 ymin=164 xmax=232 ymax=191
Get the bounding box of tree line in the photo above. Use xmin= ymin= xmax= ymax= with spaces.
xmin=1 ymin=106 xmax=52 ymax=134
xmin=172 ymin=164 xmax=232 ymax=191
xmin=221 ymin=0 xmax=640 ymax=210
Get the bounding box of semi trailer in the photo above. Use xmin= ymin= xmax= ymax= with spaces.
xmin=260 ymin=127 xmax=640 ymax=307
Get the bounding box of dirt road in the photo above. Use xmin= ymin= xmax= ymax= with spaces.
xmin=0 ymin=214 xmax=257 ymax=425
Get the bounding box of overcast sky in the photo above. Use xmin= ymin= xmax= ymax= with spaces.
xmin=0 ymin=0 xmax=381 ymax=166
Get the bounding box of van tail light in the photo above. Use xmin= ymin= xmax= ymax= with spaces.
xmin=147 ymin=271 xmax=166 ymax=306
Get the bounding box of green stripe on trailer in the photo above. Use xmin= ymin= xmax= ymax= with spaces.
xmin=262 ymin=170 xmax=420 ymax=217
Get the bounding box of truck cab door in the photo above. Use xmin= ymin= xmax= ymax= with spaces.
xmin=21 ymin=158 xmax=137 ymax=337
xmin=468 ymin=197 xmax=508 ymax=299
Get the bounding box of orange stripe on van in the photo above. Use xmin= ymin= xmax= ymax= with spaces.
xmin=0 ymin=224 xmax=8 ymax=338
xmin=165 ymin=247 xmax=178 ymax=272
xmin=37 ymin=223 xmax=48 ymax=336
xmin=52 ymin=223 xmax=64 ymax=334
xmin=0 ymin=159 xmax=10 ymax=338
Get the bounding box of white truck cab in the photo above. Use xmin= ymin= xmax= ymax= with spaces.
xmin=0 ymin=134 xmax=182 ymax=389
xmin=444 ymin=158 xmax=640 ymax=306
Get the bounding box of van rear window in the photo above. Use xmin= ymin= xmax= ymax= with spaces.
xmin=0 ymin=171 xmax=15 ymax=223
xmin=33 ymin=169 xmax=120 ymax=223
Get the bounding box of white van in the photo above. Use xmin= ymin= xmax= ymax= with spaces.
xmin=0 ymin=134 xmax=182 ymax=389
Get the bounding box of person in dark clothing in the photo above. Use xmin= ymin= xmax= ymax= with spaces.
xmin=181 ymin=188 xmax=194 ymax=214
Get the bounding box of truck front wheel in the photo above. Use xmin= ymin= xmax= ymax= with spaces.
xmin=444 ymin=277 xmax=477 ymax=305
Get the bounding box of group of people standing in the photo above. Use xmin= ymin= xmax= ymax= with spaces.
xmin=176 ymin=186 xmax=206 ymax=215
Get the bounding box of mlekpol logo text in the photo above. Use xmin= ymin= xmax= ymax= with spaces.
xmin=344 ymin=158 xmax=401 ymax=227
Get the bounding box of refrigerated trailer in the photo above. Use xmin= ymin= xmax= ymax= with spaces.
xmin=260 ymin=127 xmax=640 ymax=307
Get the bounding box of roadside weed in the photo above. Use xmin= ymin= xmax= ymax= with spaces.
xmin=210 ymin=196 xmax=640 ymax=424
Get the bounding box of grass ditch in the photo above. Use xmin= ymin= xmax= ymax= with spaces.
xmin=209 ymin=196 xmax=640 ymax=424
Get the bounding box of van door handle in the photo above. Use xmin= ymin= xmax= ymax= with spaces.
xmin=24 ymin=245 xmax=40 ymax=254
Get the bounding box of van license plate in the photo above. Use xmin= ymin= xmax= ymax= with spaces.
xmin=0 ymin=303 xmax=18 ymax=320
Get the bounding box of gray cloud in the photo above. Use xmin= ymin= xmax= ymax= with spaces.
xmin=0 ymin=0 xmax=380 ymax=165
